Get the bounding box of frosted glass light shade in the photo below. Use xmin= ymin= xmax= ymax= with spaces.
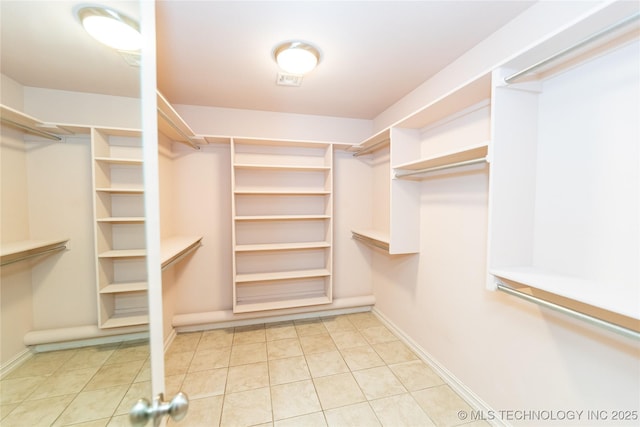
xmin=77 ymin=7 xmax=141 ymax=51
xmin=274 ymin=42 xmax=320 ymax=75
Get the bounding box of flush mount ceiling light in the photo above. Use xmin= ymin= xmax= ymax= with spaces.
xmin=76 ymin=6 xmax=141 ymax=51
xmin=273 ymin=41 xmax=321 ymax=75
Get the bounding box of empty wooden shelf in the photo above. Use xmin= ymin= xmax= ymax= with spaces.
xmin=231 ymin=138 xmax=334 ymax=312
xmin=1 ymin=238 xmax=69 ymax=266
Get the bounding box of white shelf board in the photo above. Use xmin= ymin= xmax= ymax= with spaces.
xmin=350 ymin=128 xmax=390 ymax=154
xmin=234 ymin=190 xmax=331 ymax=195
xmin=1 ymin=104 xmax=44 ymax=128
xmin=234 ymin=163 xmax=330 ymax=172
xmin=96 ymin=217 xmax=145 ymax=223
xmin=95 ymin=187 xmax=144 ymax=194
xmin=490 ymin=266 xmax=640 ymax=321
xmin=95 ymin=157 xmax=143 ymax=165
xmin=235 ymin=215 xmax=330 ymax=221
xmin=101 ymin=312 xmax=149 ymax=329
xmin=157 ymin=90 xmax=207 ymax=146
xmin=161 ymin=236 xmax=203 ymax=269
xmin=100 ymin=281 xmax=148 ymax=294
xmin=351 ymin=229 xmax=390 ymax=247
xmin=235 ymin=241 xmax=331 ymax=252
xmin=98 ymin=249 xmax=147 ymax=258
xmin=234 ymin=295 xmax=332 ymax=313
xmin=94 ymin=127 xmax=141 ymax=137
xmin=236 ymin=268 xmax=331 ymax=283
xmin=1 ymin=238 xmax=69 ymax=266
xmin=394 ymin=142 xmax=489 ymax=172
xmin=396 ymin=73 xmax=491 ymax=129
xmin=233 ymin=137 xmax=332 ymax=148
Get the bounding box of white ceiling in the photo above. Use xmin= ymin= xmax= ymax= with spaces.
xmin=0 ymin=1 xmax=142 ymax=98
xmin=1 ymin=1 xmax=535 ymax=120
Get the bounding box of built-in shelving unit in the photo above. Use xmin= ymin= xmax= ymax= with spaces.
xmin=350 ymin=128 xmax=421 ymax=255
xmin=0 ymin=239 xmax=69 ymax=266
xmin=91 ymin=127 xmax=148 ymax=329
xmin=231 ymin=138 xmax=333 ymax=313
xmin=487 ymin=5 xmax=640 ymax=335
xmin=351 ymin=75 xmax=493 ymax=254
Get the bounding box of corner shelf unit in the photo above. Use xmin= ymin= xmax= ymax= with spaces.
xmin=351 ymin=74 xmax=492 ymax=254
xmin=231 ymin=138 xmax=333 ymax=313
xmin=487 ymin=3 xmax=640 ymax=334
xmin=91 ymin=127 xmax=148 ymax=329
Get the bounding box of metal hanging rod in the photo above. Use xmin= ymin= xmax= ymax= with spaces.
xmin=395 ymin=157 xmax=487 ymax=178
xmin=496 ymin=282 xmax=639 ymax=340
xmin=1 ymin=117 xmax=62 ymax=141
xmin=505 ymin=11 xmax=640 ymax=84
xmin=352 ymin=138 xmax=390 ymax=157
xmin=157 ymin=108 xmax=200 ymax=150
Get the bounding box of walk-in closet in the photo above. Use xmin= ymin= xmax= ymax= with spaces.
xmin=1 ymin=1 xmax=638 ymax=426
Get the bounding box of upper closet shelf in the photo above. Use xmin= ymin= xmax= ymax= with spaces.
xmin=234 ymin=164 xmax=331 ymax=172
xmin=157 ymin=90 xmax=208 ymax=149
xmin=395 ymin=73 xmax=491 ymax=130
xmin=394 ymin=142 xmax=489 ymax=179
xmin=350 ymin=129 xmax=390 ymax=157
xmin=161 ymin=236 xmax=203 ymax=271
xmin=502 ymin=9 xmax=640 ymax=85
xmin=351 ymin=229 xmax=390 ymax=252
xmin=1 ymin=104 xmax=64 ymax=141
xmin=1 ymin=238 xmax=69 ymax=266
xmin=351 ymin=72 xmax=491 ymax=157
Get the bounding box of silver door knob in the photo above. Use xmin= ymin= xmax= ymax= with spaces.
xmin=130 ymin=392 xmax=189 ymax=427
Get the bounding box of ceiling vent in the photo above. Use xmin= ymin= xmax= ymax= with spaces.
xmin=276 ymin=72 xmax=303 ymax=87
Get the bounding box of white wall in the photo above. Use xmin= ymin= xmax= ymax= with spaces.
xmin=26 ymin=134 xmax=97 ymax=330
xmin=1 ymin=75 xmax=34 ymax=365
xmin=369 ymin=1 xmax=640 ymax=420
xmin=23 ymin=87 xmax=141 ymax=129
xmin=373 ymin=165 xmax=640 ymax=419
xmin=174 ymin=104 xmax=372 ymax=145
xmin=162 ymin=140 xmax=374 ymax=321
xmin=1 ymin=85 xmax=144 ymax=366
xmin=373 ymin=0 xmax=604 ymax=132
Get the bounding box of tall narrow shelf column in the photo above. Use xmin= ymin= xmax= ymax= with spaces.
xmin=350 ymin=128 xmax=421 ymax=254
xmin=231 ymin=138 xmax=333 ymax=313
xmin=91 ymin=127 xmax=148 ymax=328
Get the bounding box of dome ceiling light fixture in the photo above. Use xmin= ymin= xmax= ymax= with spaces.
xmin=273 ymin=41 xmax=321 ymax=75
xmin=76 ymin=5 xmax=142 ymax=51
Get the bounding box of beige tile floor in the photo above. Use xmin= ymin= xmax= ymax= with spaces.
xmin=0 ymin=312 xmax=489 ymax=427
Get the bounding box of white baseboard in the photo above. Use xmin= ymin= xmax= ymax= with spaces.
xmin=371 ymin=308 xmax=507 ymax=427
xmin=173 ymin=296 xmax=374 ymax=332
xmin=32 ymin=332 xmax=149 ymax=353
xmin=1 ymin=348 xmax=33 ymax=379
